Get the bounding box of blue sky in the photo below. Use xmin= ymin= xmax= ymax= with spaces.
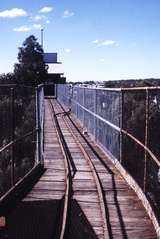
xmin=0 ymin=0 xmax=160 ymax=82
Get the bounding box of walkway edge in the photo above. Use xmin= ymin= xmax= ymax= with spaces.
xmin=98 ymin=143 xmax=160 ymax=239
xmin=58 ymin=100 xmax=160 ymax=238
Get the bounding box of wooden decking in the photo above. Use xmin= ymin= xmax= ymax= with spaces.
xmin=24 ymin=100 xmax=66 ymax=202
xmin=23 ymin=98 xmax=157 ymax=238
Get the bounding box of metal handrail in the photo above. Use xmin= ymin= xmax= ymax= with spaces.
xmin=121 ymin=129 xmax=160 ymax=168
xmin=74 ymin=85 xmax=160 ymax=91
xmin=0 ymin=129 xmax=38 ymax=154
xmin=58 ymin=84 xmax=160 ymax=172
xmin=71 ymin=97 xmax=160 ymax=167
xmin=0 ymin=84 xmax=35 ymax=89
xmin=0 ymin=84 xmax=17 ymax=87
xmin=57 ymin=83 xmax=160 ymax=233
xmin=0 ymin=84 xmax=44 ymax=198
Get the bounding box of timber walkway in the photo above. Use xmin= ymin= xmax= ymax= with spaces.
xmin=7 ymin=99 xmax=157 ymax=239
xmin=8 ymin=98 xmax=156 ymax=239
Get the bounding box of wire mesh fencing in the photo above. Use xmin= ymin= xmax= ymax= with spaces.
xmin=57 ymin=85 xmax=121 ymax=160
xmin=57 ymin=84 xmax=160 ymax=221
xmin=121 ymin=88 xmax=160 ymax=220
xmin=0 ymin=84 xmax=44 ymax=198
xmin=122 ymin=90 xmax=146 ymax=187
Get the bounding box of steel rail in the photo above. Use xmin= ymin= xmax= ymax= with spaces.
xmin=48 ymin=99 xmax=73 ymax=239
xmin=74 ymin=85 xmax=122 ymax=91
xmin=0 ymin=84 xmax=17 ymax=87
xmin=121 ymin=86 xmax=160 ymax=91
xmin=58 ymin=100 xmax=130 ymax=239
xmin=73 ymin=85 xmax=160 ymax=91
xmin=55 ymin=100 xmax=109 ymax=239
xmin=60 ymin=86 xmax=160 ymax=168
xmin=70 ymin=98 xmax=160 ymax=168
xmin=0 ymin=84 xmax=37 ymax=89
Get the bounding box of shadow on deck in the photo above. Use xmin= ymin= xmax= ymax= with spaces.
xmin=1 ymin=199 xmax=99 ymax=239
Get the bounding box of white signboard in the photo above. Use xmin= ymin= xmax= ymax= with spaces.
xmin=47 ymin=64 xmax=64 ymax=74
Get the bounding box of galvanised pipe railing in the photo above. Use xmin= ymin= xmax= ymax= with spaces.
xmin=0 ymin=84 xmax=44 ymax=198
xmin=57 ymin=83 xmax=160 ymax=236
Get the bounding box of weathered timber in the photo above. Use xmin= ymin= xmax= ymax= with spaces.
xmin=54 ymin=99 xmax=157 ymax=239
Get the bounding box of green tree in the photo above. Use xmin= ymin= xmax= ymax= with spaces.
xmin=14 ymin=35 xmax=47 ymax=86
xmin=0 ymin=73 xmax=15 ymax=84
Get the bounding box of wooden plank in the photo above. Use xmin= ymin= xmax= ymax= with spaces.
xmin=23 ymin=99 xmax=157 ymax=239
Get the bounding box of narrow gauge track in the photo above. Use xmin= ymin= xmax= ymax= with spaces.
xmin=49 ymin=98 xmax=108 ymax=239
xmin=50 ymin=99 xmax=157 ymax=239
xmin=48 ymin=100 xmax=73 ymax=239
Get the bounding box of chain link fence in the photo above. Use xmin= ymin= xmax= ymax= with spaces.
xmin=121 ymin=88 xmax=160 ymax=220
xmin=57 ymin=85 xmax=121 ymax=159
xmin=0 ymin=84 xmax=44 ymax=198
xmin=57 ymin=84 xmax=160 ymax=221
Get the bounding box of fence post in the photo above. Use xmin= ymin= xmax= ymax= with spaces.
xmin=94 ymin=89 xmax=97 ymax=140
xmin=83 ymin=88 xmax=85 ymax=127
xmin=11 ymin=88 xmax=15 ymax=186
xmin=41 ymin=85 xmax=44 ymax=165
xmin=55 ymin=83 xmax=57 ymax=98
xmin=119 ymin=90 xmax=123 ymax=163
xmin=36 ymin=86 xmax=41 ymax=164
xmin=76 ymin=88 xmax=78 ymax=118
xmin=144 ymin=89 xmax=149 ymax=192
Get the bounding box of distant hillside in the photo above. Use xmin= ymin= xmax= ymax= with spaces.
xmin=104 ymin=79 xmax=160 ymax=88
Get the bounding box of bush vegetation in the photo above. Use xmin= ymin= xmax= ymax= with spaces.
xmin=0 ymin=35 xmax=46 ymax=196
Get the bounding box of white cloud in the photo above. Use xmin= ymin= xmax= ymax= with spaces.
xmin=92 ymin=39 xmax=119 ymax=47
xmin=33 ymin=15 xmax=44 ymax=21
xmin=46 ymin=20 xmax=50 ymax=24
xmin=39 ymin=7 xmax=53 ymax=13
xmin=92 ymin=39 xmax=99 ymax=44
xmin=101 ymin=40 xmax=116 ymax=46
xmin=0 ymin=8 xmax=27 ymax=18
xmin=13 ymin=25 xmax=31 ymax=32
xmin=100 ymin=58 xmax=105 ymax=62
xmin=64 ymin=48 xmax=72 ymax=53
xmin=63 ymin=9 xmax=74 ymax=18
xmin=33 ymin=24 xmax=41 ymax=29
xmin=31 ymin=15 xmax=50 ymax=27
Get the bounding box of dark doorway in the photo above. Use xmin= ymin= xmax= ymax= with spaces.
xmin=44 ymin=83 xmax=56 ymax=96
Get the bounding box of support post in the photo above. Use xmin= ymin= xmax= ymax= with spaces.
xmin=83 ymin=88 xmax=85 ymax=127
xmin=36 ymin=87 xmax=42 ymax=164
xmin=11 ymin=88 xmax=15 ymax=186
xmin=144 ymin=89 xmax=149 ymax=192
xmin=119 ymin=90 xmax=123 ymax=163
xmin=40 ymin=85 xmax=44 ymax=165
xmin=70 ymin=85 xmax=73 ymax=112
xmin=94 ymin=89 xmax=97 ymax=140
xmin=76 ymin=88 xmax=78 ymax=118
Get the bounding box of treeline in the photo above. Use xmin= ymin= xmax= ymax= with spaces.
xmin=0 ymin=35 xmax=47 ymax=86
xmin=0 ymin=35 xmax=46 ymax=196
xmin=104 ymin=78 xmax=160 ymax=88
xmin=0 ymin=86 xmax=37 ymax=197
xmin=69 ymin=78 xmax=160 ymax=88
xmin=0 ymin=73 xmax=15 ymax=85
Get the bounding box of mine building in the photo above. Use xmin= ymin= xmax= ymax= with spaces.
xmin=43 ymin=52 xmax=66 ymax=96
